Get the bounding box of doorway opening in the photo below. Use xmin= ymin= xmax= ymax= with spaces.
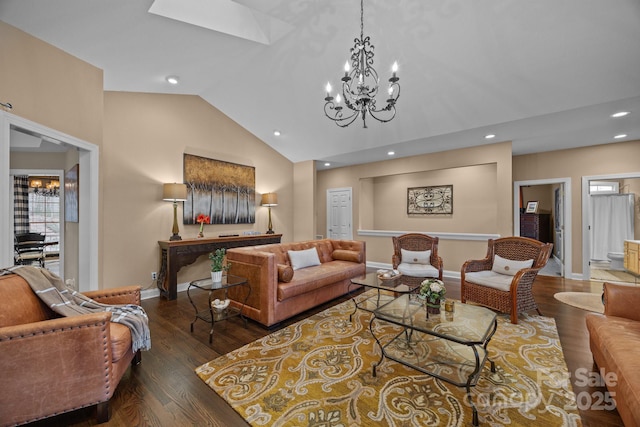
xmin=582 ymin=173 xmax=640 ymax=284
xmin=514 ymin=178 xmax=572 ymax=278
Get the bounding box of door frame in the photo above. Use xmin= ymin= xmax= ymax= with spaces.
xmin=582 ymin=172 xmax=640 ymax=280
xmin=514 ymin=178 xmax=572 ymax=278
xmin=326 ymin=187 xmax=353 ymax=240
xmin=1 ymin=111 xmax=99 ymax=291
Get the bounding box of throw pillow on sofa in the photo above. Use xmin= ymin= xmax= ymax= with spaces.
xmin=288 ymin=248 xmax=321 ymax=270
xmin=277 ymin=263 xmax=294 ymax=282
xmin=491 ymin=254 xmax=533 ymax=276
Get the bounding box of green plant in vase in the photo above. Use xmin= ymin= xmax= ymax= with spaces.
xmin=209 ymin=248 xmax=231 ymax=282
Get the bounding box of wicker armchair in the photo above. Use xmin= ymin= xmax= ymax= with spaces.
xmin=461 ymin=236 xmax=552 ymax=324
xmin=392 ymin=233 xmax=443 ymax=289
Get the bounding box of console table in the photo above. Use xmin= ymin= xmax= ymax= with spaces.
xmin=157 ymin=234 xmax=282 ymax=300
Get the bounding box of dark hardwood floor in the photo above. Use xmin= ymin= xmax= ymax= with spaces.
xmin=27 ymin=275 xmax=623 ymax=426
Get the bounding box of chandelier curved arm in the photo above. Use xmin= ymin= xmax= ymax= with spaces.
xmin=324 ymin=97 xmax=361 ymax=128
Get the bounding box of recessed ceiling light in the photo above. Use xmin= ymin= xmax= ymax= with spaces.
xmin=166 ymin=75 xmax=179 ymax=85
xmin=273 ymin=130 xmax=281 ymax=136
xmin=614 ymin=134 xmax=628 ymax=139
xmin=388 ymin=151 xmax=395 ymax=156
xmin=611 ymin=111 xmax=630 ymax=118
xmin=485 ymin=134 xmax=496 ymax=139
xmin=324 ymin=162 xmax=331 ymax=167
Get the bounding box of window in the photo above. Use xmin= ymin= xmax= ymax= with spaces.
xmin=28 ymin=185 xmax=60 ymax=256
xmin=589 ymin=181 xmax=619 ymax=195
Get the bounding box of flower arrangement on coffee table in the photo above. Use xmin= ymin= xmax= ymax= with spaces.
xmin=420 ymin=278 xmax=446 ymax=313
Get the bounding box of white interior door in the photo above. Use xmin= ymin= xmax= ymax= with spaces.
xmin=327 ymin=187 xmax=352 ymax=240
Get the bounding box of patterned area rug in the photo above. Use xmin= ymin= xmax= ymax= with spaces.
xmin=196 ymin=292 xmax=581 ymax=426
xmin=554 ymin=292 xmax=604 ymax=314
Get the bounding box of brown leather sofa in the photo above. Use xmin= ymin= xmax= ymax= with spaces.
xmin=0 ymin=272 xmax=142 ymax=426
xmin=227 ymin=239 xmax=366 ymax=327
xmin=585 ymin=282 xmax=640 ymax=427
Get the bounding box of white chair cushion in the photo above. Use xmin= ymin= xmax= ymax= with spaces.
xmin=491 ymin=254 xmax=534 ymax=276
xmin=397 ymin=262 xmax=439 ymax=278
xmin=400 ymin=249 xmax=431 ymax=265
xmin=465 ymin=270 xmax=514 ymax=292
xmin=288 ymin=248 xmax=321 ymax=270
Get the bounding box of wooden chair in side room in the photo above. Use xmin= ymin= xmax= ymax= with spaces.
xmin=14 ymin=232 xmax=46 ymax=268
xmin=461 ymin=236 xmax=552 ymax=324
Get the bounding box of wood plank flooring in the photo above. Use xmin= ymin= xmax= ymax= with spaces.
xmin=26 ymin=275 xmax=624 ymax=426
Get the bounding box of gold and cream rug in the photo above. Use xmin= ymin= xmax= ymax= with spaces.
xmin=196 ymin=292 xmax=581 ymax=426
xmin=590 ymin=268 xmax=638 ymax=284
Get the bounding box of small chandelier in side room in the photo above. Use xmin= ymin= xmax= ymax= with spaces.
xmin=324 ymin=0 xmax=400 ymax=128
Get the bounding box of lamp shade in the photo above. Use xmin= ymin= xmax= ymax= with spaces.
xmin=261 ymin=193 xmax=278 ymax=207
xmin=162 ymin=183 xmax=187 ymax=201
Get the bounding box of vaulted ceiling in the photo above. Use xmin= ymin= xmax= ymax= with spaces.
xmin=2 ymin=0 xmax=639 ymax=168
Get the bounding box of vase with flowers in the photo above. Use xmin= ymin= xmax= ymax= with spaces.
xmin=196 ymin=214 xmax=210 ymax=238
xmin=209 ymin=248 xmax=231 ymax=283
xmin=419 ymin=278 xmax=446 ymax=315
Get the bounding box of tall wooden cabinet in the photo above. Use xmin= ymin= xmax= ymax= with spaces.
xmin=520 ymin=213 xmax=551 ymax=243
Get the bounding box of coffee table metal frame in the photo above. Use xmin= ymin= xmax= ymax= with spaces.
xmin=187 ymin=274 xmax=250 ymax=343
xmin=370 ymin=294 xmax=498 ymax=426
xmin=348 ymin=272 xmax=420 ymax=321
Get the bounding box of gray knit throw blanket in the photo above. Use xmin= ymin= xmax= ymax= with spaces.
xmin=10 ymin=266 xmax=151 ymax=352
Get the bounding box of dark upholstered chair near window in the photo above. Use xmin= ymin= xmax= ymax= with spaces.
xmin=461 ymin=236 xmax=552 ymax=324
xmin=392 ymin=233 xmax=443 ymax=289
xmin=14 ymin=232 xmax=46 ymax=267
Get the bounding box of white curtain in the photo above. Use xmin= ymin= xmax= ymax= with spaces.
xmin=590 ymin=194 xmax=635 ymax=260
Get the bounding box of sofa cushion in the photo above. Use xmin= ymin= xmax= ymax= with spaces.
xmin=397 ymin=262 xmax=439 ymax=278
xmin=109 ymin=322 xmax=133 ymax=363
xmin=465 ymin=270 xmax=513 ymax=292
xmin=288 ymin=248 xmax=321 ymax=270
xmin=332 ymin=249 xmax=362 ymax=264
xmin=401 ymin=249 xmax=431 ymax=265
xmin=277 ymin=263 xmax=294 ymax=283
xmin=278 ymin=261 xmax=364 ymax=301
xmin=491 ymin=254 xmax=533 ymax=276
xmin=0 ymin=274 xmax=55 ymax=327
xmin=586 ymin=314 xmax=640 ymax=425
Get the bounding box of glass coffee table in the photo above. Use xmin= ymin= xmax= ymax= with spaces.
xmin=348 ymin=272 xmax=420 ymax=321
xmin=370 ymin=294 xmax=498 ymax=426
xmin=187 ymin=274 xmax=249 ymax=344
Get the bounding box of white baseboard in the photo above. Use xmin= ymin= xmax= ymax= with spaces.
xmin=141 ymin=281 xmax=190 ymax=300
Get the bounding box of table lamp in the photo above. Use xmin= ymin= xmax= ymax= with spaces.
xmin=163 ymin=183 xmax=188 ymax=241
xmin=261 ymin=192 xmax=278 ymax=234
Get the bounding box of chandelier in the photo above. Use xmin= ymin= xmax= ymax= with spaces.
xmin=323 ymin=0 xmax=400 ymax=128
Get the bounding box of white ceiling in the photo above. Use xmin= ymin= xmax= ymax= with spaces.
xmin=2 ymin=0 xmax=639 ymax=167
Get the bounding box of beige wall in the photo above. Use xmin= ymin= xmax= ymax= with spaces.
xmin=513 ymin=140 xmax=640 ymax=274
xmin=317 ymin=141 xmax=513 ymax=273
xmin=293 ymin=160 xmax=316 ymax=241
xmin=1 ymin=21 xmax=102 ymax=287
xmin=102 ymin=92 xmax=293 ymax=289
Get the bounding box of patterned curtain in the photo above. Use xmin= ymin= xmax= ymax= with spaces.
xmin=13 ymin=175 xmax=30 ymax=235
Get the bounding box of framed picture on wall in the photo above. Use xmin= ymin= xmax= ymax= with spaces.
xmin=65 ymin=164 xmax=79 ymax=223
xmin=525 ymin=201 xmax=539 ymax=214
xmin=407 ymin=185 xmax=453 ymax=215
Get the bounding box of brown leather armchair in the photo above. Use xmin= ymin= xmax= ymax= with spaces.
xmin=461 ymin=236 xmax=552 ymax=324
xmin=0 ymin=272 xmax=142 ymax=426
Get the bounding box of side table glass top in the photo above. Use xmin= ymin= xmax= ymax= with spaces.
xmin=189 ymin=274 xmax=246 ymax=291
